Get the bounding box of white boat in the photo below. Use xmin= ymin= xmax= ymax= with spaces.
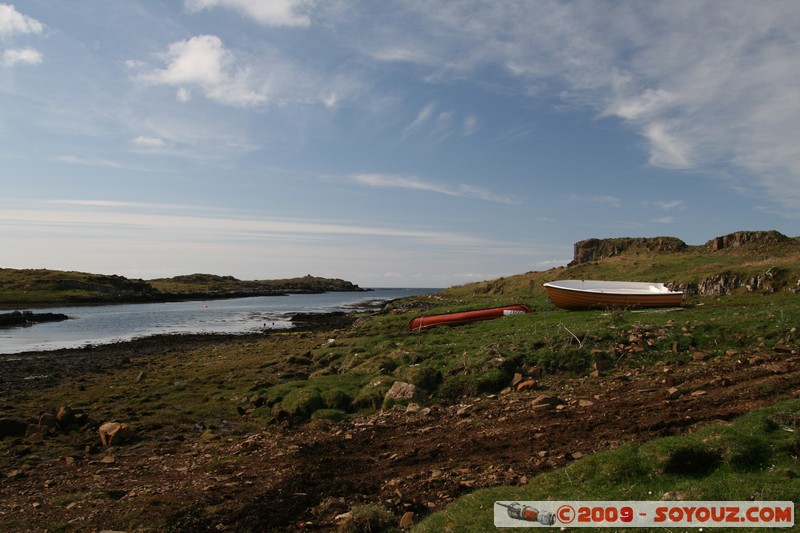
xmin=543 ymin=280 xmax=683 ymax=310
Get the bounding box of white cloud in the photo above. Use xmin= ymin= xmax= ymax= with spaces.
xmin=0 ymin=4 xmax=43 ymax=37
xmin=136 ymin=35 xmax=267 ymax=107
xmin=184 ymin=0 xmax=312 ymax=27
xmin=132 ymin=136 xmax=165 ymax=148
xmin=2 ymin=47 xmax=41 ymax=66
xmin=351 ymin=173 xmax=518 ymax=205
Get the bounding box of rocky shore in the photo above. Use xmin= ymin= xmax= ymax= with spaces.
xmin=1 ymin=311 xmax=798 ymax=530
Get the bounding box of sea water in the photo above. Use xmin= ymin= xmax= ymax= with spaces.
xmin=0 ymin=288 xmax=438 ymax=354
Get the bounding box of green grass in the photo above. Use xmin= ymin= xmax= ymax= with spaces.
xmin=415 ymin=399 xmax=800 ymax=532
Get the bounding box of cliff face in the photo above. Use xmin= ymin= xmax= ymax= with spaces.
xmin=570 ymin=236 xmax=687 ymax=266
xmin=705 ymin=230 xmax=791 ymax=251
xmin=566 ymin=230 xmax=800 ymax=296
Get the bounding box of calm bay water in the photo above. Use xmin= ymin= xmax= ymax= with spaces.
xmin=0 ymin=288 xmax=438 ymax=354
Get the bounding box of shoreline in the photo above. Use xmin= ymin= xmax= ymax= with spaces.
xmin=0 ymin=310 xmax=361 ymax=399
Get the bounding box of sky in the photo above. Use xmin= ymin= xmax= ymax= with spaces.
xmin=1 ymin=1 xmax=799 ymax=288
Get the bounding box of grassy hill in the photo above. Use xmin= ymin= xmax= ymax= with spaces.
xmin=447 ymin=230 xmax=800 ymax=302
xmin=0 ymin=270 xmax=363 ymax=308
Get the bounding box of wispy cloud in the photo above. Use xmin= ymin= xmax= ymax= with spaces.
xmin=346 ymin=1 xmax=800 ymax=209
xmin=52 ymin=155 xmax=128 ymax=169
xmin=403 ymin=102 xmax=436 ymax=137
xmin=184 ymin=0 xmax=313 ymax=28
xmin=0 ymin=199 xmax=497 ymax=248
xmin=652 ymin=200 xmax=686 ymax=211
xmin=463 ymin=115 xmax=478 ymax=136
xmin=570 ymin=194 xmax=621 ymax=208
xmin=351 ymin=173 xmax=519 ymax=205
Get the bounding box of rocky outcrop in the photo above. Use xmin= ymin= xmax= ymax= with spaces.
xmin=0 ymin=311 xmax=69 ymax=328
xmin=706 ymin=230 xmax=791 ymax=251
xmin=673 ymin=267 xmax=797 ymax=296
xmin=570 ymin=237 xmax=687 ymax=266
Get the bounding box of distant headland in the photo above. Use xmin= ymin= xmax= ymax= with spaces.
xmin=0 ymin=270 xmax=364 ymax=308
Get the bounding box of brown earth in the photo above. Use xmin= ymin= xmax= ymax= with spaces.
xmin=1 ymin=328 xmax=799 ymax=531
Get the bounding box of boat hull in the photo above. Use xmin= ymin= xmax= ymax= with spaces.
xmin=543 ymin=280 xmax=683 ymax=310
xmin=409 ymin=304 xmax=532 ymax=331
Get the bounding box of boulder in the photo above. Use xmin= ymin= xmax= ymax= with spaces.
xmin=384 ymin=381 xmax=425 ymax=403
xmin=57 ymin=406 xmax=76 ymax=427
xmin=98 ymin=422 xmax=134 ymax=447
xmin=399 ymin=511 xmax=415 ymax=528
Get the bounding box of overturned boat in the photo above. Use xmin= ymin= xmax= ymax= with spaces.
xmin=543 ymin=280 xmax=683 ymax=310
xmin=409 ymin=304 xmax=532 ymax=331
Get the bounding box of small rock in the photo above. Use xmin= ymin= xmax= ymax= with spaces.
xmin=578 ymin=399 xmax=594 ymax=407
xmin=765 ymin=363 xmax=791 ymax=374
xmin=99 ymin=455 xmax=116 ymax=464
xmin=692 ymin=352 xmax=706 ymax=362
xmin=667 ymin=387 xmax=681 ymax=399
xmin=199 ymin=429 xmax=216 ymax=442
xmin=690 ymin=390 xmax=707 ymax=397
xmin=511 ymin=373 xmax=523 ymax=387
xmin=456 ymin=405 xmax=471 ymax=417
xmin=662 ymin=491 xmax=686 ymax=501
xmin=38 ymin=413 xmax=58 ymax=430
xmin=26 ymin=432 xmax=44 ymax=443
xmin=405 ymin=403 xmax=421 ymax=414
xmin=335 ymin=512 xmax=352 ymax=521
xmin=399 ymin=511 xmax=415 ymax=528
xmin=531 ymin=395 xmax=563 ymax=408
xmin=516 ymin=380 xmax=537 ymax=392
xmin=570 ymin=451 xmax=583 ymax=460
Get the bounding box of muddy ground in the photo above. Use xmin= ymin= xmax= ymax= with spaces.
xmin=1 ymin=319 xmax=799 ymax=531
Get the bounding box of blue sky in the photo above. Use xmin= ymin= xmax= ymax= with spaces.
xmin=1 ymin=1 xmax=799 ymax=288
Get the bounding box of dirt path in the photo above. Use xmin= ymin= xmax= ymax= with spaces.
xmin=2 ymin=343 xmax=798 ymax=531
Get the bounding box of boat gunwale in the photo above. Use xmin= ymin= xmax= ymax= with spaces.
xmin=543 ymin=280 xmax=683 ymax=296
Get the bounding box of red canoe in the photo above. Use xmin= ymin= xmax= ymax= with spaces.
xmin=409 ymin=304 xmax=532 ymax=331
